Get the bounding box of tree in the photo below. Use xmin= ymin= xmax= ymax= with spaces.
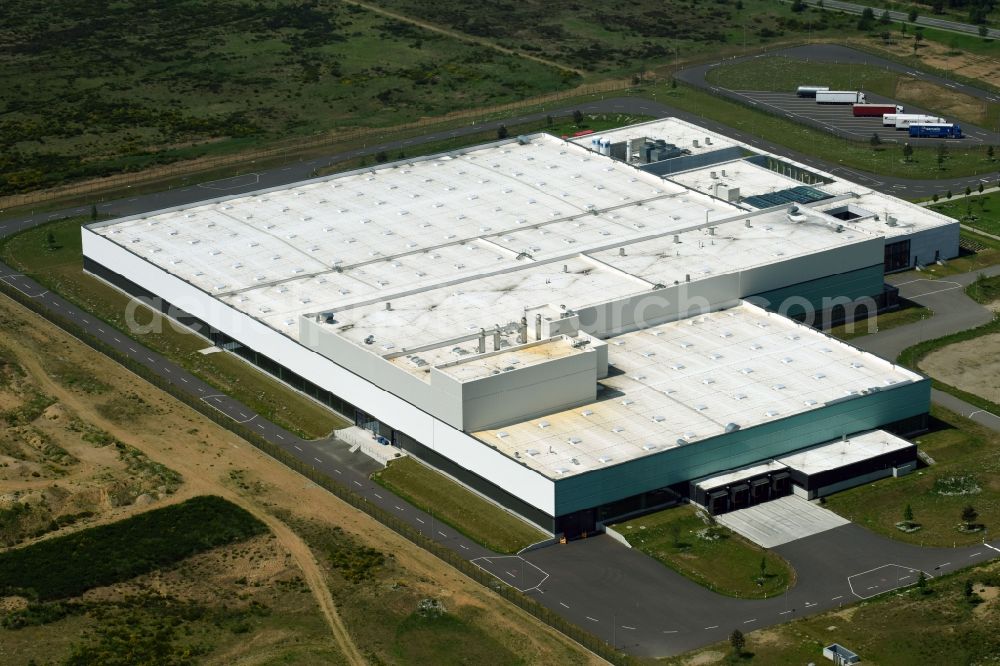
xmin=90 ymin=204 xmax=98 ymax=221
xmin=670 ymin=77 xmax=677 ymax=89
xmin=730 ymin=629 xmax=746 ymax=655
xmin=909 ymin=9 xmax=919 ymax=22
xmin=879 ymin=9 xmax=891 ymax=25
xmin=572 ymin=109 xmax=584 ymax=125
xmin=988 ymin=145 xmax=995 ymax=161
xmin=980 ymin=25 xmax=989 ymax=38
xmin=962 ymin=504 xmax=978 ymax=529
xmin=947 ymin=189 xmax=953 ymax=199
xmin=902 ymin=142 xmax=913 ymax=162
xmin=979 ymin=182 xmax=985 ymax=194
xmin=966 ymin=185 xmax=972 ymax=196
xmin=870 ymin=132 xmax=882 ymax=147
xmin=859 ymin=7 xmax=876 ymax=30
xmin=904 ymin=504 xmax=914 ymax=523
xmin=760 ymin=556 xmax=767 ymax=578
xmin=545 ymin=114 xmax=554 ymax=127
xmin=917 ymin=570 xmax=930 ymax=594
xmin=932 ymin=193 xmax=939 ymax=202
xmin=497 ymin=124 xmax=509 ymax=140
xmin=791 ymin=0 xmax=806 ymax=12
xmin=375 ymin=151 xmax=388 ymax=163
xmin=45 ymin=230 xmax=56 ymax=250
xmin=965 ymin=579 xmax=974 ymax=597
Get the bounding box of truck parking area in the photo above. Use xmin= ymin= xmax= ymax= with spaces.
xmin=725 ymin=90 xmax=983 ymax=144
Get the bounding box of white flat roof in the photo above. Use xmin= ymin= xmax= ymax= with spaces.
xmin=696 ymin=460 xmax=789 ymax=491
xmin=93 ymin=131 xmax=887 ymax=352
xmin=475 ymin=303 xmax=921 ymax=479
xmin=777 ymin=429 xmax=915 ymax=475
xmin=577 ymin=117 xmax=742 ymax=156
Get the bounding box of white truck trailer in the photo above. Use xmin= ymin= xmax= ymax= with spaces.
xmin=815 ymin=90 xmax=867 ymax=104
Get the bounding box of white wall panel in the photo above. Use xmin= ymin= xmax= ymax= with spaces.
xmin=83 ymin=230 xmax=556 ymax=514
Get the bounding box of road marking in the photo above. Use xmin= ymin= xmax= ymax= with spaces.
xmin=394 ymin=505 xmax=403 ymax=511
xmin=831 ymin=595 xmax=843 ymax=601
xmin=313 ymin=457 xmax=322 ymax=463
xmin=97 ymin=328 xmax=105 ymax=333
xmin=621 ymin=625 xmax=636 ymax=630
xmin=743 ymin=619 xmax=756 ymax=624
xmin=256 ymin=423 xmax=265 ymax=430
xmin=180 ymin=377 xmax=188 ymax=383
xmin=353 ymin=480 xmax=361 ymax=486
xmin=984 ymin=542 xmax=1000 ymax=554
xmin=146 ymin=356 xmax=155 ymax=362
xmin=294 ymin=445 xmax=302 ymax=451
xmin=779 ymin=610 xmax=792 ymax=615
xmin=971 ymin=552 xmax=982 ymax=558
xmin=663 ymin=630 xmax=678 ymax=634
xmin=438 ymin=531 xmax=447 ymax=538
xmin=704 ymin=625 xmax=718 ymax=630
xmin=459 ymin=544 xmax=468 ymax=550
xmin=559 ymin=602 xmax=570 ymax=609
xmin=416 ymin=517 xmax=425 ymax=524
xmin=276 ymin=434 xmax=285 ymax=440
xmin=586 ymin=616 xmax=599 ymax=623
xmin=333 ymin=469 xmax=341 ymax=474
xmin=373 ymin=492 xmax=382 ymax=499
xmin=938 ymin=562 xmax=951 ymax=568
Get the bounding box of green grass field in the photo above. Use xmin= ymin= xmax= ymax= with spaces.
xmin=367 ymin=0 xmax=860 ymax=75
xmin=0 ymin=495 xmax=265 ymax=601
xmin=967 ymin=273 xmax=1000 ymax=304
xmin=827 ymin=303 xmax=931 ymax=341
xmin=610 ymin=504 xmax=794 ymax=599
xmin=822 ymin=407 xmax=999 ymax=547
xmin=666 ymin=558 xmax=1000 ymax=665
xmin=0 ymin=217 xmax=348 ymax=439
xmin=0 ymin=0 xmax=575 ymax=196
xmin=372 ymin=457 xmax=546 ymax=554
xmin=930 ymin=191 xmax=1000 ymax=238
xmin=645 ymin=83 xmax=996 ymax=180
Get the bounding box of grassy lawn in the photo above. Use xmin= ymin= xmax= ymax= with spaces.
xmin=967 ymin=273 xmax=1000 ymax=304
xmin=930 ymin=191 xmax=1000 ymax=238
xmin=705 ymin=55 xmax=999 ymax=128
xmin=827 ymin=303 xmax=931 ymax=341
xmin=644 ymin=83 xmax=996 ymax=180
xmin=0 ymin=217 xmax=348 ymax=439
xmin=822 ymin=406 xmax=1000 ymax=547
xmin=372 ymin=457 xmax=546 ymax=554
xmin=666 ymin=558 xmax=1000 ymax=665
xmin=609 ymin=504 xmax=794 ymax=599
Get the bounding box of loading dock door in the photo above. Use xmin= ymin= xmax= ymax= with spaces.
xmin=731 ymin=484 xmax=750 ymax=510
xmin=751 ymin=478 xmax=770 ymax=504
xmin=772 ymin=472 xmax=791 ymax=498
xmin=708 ymin=490 xmax=729 ymax=515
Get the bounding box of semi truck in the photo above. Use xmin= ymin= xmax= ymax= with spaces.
xmin=815 ymin=90 xmax=867 ymax=104
xmin=908 ymin=123 xmax=964 ymax=138
xmin=893 ymin=114 xmax=947 ymax=129
xmin=852 ymin=103 xmax=903 ymax=117
xmin=796 ymin=85 xmax=830 ymax=97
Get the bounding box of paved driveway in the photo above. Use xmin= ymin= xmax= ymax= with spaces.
xmin=717 ymin=496 xmax=850 ymax=548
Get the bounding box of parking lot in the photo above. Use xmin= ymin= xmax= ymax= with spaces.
xmin=725 ymin=90 xmax=986 ymax=144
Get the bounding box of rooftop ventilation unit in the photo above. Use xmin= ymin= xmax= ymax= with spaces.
xmin=724 ymin=423 xmax=740 ymax=433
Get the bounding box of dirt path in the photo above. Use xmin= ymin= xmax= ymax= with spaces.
xmin=341 ymin=0 xmax=584 ymax=77
xmin=4 ymin=336 xmax=367 ymax=666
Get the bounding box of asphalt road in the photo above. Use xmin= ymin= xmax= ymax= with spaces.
xmin=801 ymin=0 xmax=1000 ymax=39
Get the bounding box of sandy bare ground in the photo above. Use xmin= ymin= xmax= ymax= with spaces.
xmin=921 ymin=331 xmax=1000 ymax=403
xmin=0 ymin=292 xmax=599 ymax=663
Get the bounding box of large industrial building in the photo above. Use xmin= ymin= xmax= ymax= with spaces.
xmin=82 ymin=118 xmax=956 ymax=535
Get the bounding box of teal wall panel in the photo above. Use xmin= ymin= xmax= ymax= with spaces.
xmin=748 ymin=264 xmax=884 ymax=318
xmin=553 ymin=378 xmax=929 ymax=516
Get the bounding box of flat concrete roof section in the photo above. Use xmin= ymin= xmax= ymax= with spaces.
xmin=476 ymin=305 xmax=921 ymax=479
xmin=776 ymin=429 xmax=914 ymax=475
xmin=716 ymin=495 xmax=850 ymax=548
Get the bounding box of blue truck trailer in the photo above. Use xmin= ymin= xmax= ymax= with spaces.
xmin=908 ymin=123 xmax=963 ymax=138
